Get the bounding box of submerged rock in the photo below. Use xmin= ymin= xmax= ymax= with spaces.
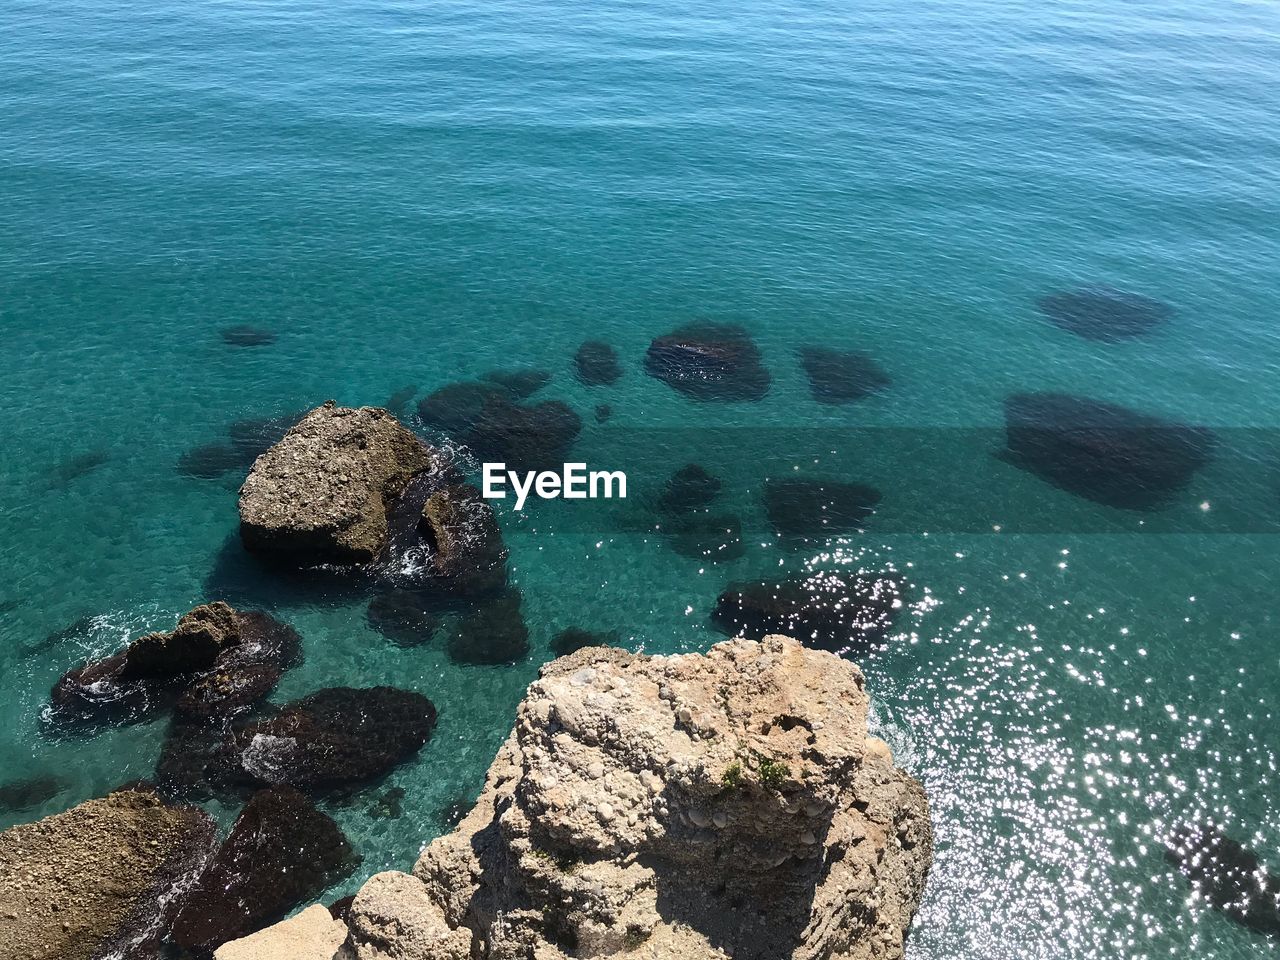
xmin=50 ymin=603 xmax=300 ymax=728
xmin=574 ymin=340 xmax=623 ymax=386
xmin=227 ymin=411 xmax=306 ymax=460
xmin=177 ymin=442 xmax=246 ymax=480
xmin=170 ymin=787 xmax=357 ymax=955
xmin=594 ymin=403 xmax=613 ymax=423
xmin=764 ymin=478 xmax=882 ymax=537
xmin=231 ymin=686 xmax=437 ymax=791
xmin=418 ymin=383 xmax=582 ymax=473
xmin=0 ymin=787 xmax=215 ymax=960
xmin=173 ymin=612 xmax=302 ymax=722
xmin=645 ymin=323 xmax=771 ymax=401
xmin=712 ymin=570 xmax=903 ymax=651
xmin=417 ymin=483 xmax=508 ymax=596
xmin=178 ymin=411 xmax=306 ymax=482
xmin=384 ymin=384 xmax=419 ymax=419
xmin=550 ymin=626 xmax=620 ymax=658
xmin=285 ymin=636 xmax=933 ymax=960
xmin=447 ymin=589 xmax=530 ymax=665
xmin=23 ymin=613 xmax=99 ymax=659
xmin=470 ymin=398 xmax=582 ymax=473
xmin=0 ymin=774 xmax=67 ymax=814
xmin=239 ymin=402 xmax=440 ymax=565
xmin=1164 ymin=820 xmax=1280 ymax=938
xmin=1037 ymin=286 xmax=1172 ymax=341
xmin=799 ymin=346 xmax=891 ymax=404
xmin=656 ymin=463 xmax=722 ymax=514
xmin=483 ymin=367 xmax=553 ymax=400
xmin=366 ymin=589 xmax=440 ymax=647
xmin=156 ymin=719 xmax=240 ymax=802
xmin=47 ymin=449 xmax=110 ymax=488
xmin=418 ymin=382 xmax=503 ymax=437
xmin=221 ymin=324 xmax=277 ymax=347
xmin=1002 ymin=392 xmax=1213 ymax=510
xmin=367 ymin=785 xmax=406 ymax=820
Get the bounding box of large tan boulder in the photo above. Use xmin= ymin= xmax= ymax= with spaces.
xmin=350 ymin=635 xmax=932 ymax=960
xmin=0 ymin=788 xmax=215 ymax=960
xmin=238 ymin=402 xmax=440 ymax=565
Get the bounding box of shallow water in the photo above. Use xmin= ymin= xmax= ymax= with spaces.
xmin=2 ymin=0 xmax=1279 ymax=956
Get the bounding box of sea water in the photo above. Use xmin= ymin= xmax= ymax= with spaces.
xmin=1 ymin=1 xmax=1278 ymax=957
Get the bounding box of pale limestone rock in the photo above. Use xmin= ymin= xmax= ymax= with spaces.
xmin=247 ymin=637 xmax=933 ymax=960
xmin=346 ymin=871 xmax=470 ymax=960
xmin=400 ymin=636 xmax=932 ymax=960
xmin=214 ymin=905 xmax=352 ymax=960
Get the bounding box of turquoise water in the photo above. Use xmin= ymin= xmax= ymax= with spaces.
xmin=2 ymin=0 xmax=1280 ymax=956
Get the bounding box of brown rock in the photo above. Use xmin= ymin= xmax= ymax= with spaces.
xmin=122 ymin=601 xmax=241 ymax=679
xmin=238 ymin=402 xmax=440 ymax=565
xmin=417 ymin=483 xmax=508 ymax=596
xmin=0 ymin=788 xmax=215 ymax=960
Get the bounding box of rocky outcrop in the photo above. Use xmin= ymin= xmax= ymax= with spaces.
xmin=0 ymin=787 xmax=215 ymax=960
xmin=239 ymin=402 xmax=441 ymax=565
xmin=418 ymin=483 xmax=508 ymax=596
xmin=50 ymin=602 xmax=301 ymax=728
xmin=298 ymin=636 xmax=932 ymax=960
xmin=550 ymin=627 xmax=620 ymax=658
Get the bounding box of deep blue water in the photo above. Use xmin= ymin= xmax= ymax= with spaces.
xmin=2 ymin=1 xmax=1280 ymax=957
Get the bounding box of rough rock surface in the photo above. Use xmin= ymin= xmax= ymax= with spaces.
xmin=239 ymin=402 xmax=439 ymax=565
xmin=311 ymin=636 xmax=931 ymax=960
xmin=214 ymin=905 xmax=353 ymax=960
xmin=418 ymin=483 xmax=508 ymax=596
xmin=0 ymin=788 xmax=215 ymax=960
xmin=50 ymin=602 xmax=301 ymax=728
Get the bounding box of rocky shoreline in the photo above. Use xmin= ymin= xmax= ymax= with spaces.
xmin=219 ymin=636 xmax=934 ymax=960
xmin=1 ymin=636 xmax=935 ymax=960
